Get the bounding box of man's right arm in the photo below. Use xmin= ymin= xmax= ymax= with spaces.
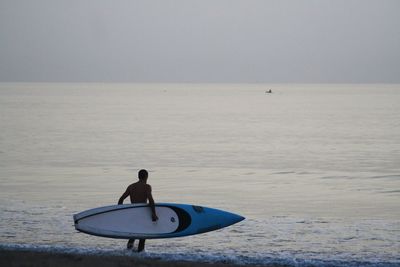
xmin=118 ymin=187 xmax=130 ymax=205
xmin=147 ymin=185 xmax=158 ymax=221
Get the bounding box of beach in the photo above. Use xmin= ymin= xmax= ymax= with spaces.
xmin=0 ymin=248 xmax=281 ymax=267
xmin=1 ymin=1 xmax=400 ymax=266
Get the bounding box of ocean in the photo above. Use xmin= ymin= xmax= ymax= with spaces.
xmin=0 ymin=83 xmax=399 ymax=266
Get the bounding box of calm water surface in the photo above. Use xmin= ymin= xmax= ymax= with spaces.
xmin=0 ymin=83 xmax=399 ymax=266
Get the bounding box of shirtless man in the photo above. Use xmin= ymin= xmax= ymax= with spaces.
xmin=118 ymin=169 xmax=158 ymax=252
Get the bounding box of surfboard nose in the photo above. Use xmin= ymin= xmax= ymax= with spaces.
xmin=234 ymin=214 xmax=245 ymax=223
xmin=227 ymin=212 xmax=245 ymax=224
xmin=212 ymin=209 xmax=245 ymax=227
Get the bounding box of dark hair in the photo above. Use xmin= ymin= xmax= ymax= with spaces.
xmin=138 ymin=169 xmax=148 ymax=180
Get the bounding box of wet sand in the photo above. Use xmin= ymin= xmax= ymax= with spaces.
xmin=0 ymin=248 xmax=280 ymax=267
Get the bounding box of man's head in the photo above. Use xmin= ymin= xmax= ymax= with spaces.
xmin=138 ymin=169 xmax=148 ymax=181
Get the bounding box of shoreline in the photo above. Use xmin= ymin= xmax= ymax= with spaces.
xmin=0 ymin=248 xmax=281 ymax=267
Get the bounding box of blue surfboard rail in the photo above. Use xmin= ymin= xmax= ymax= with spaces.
xmin=74 ymin=203 xmax=245 ymax=239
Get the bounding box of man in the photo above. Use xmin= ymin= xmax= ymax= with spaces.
xmin=118 ymin=169 xmax=158 ymax=252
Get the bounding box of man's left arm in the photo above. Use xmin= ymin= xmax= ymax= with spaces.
xmin=118 ymin=187 xmax=130 ymax=205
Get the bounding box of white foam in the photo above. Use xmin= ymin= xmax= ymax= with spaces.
xmin=1 ymin=243 xmax=399 ymax=267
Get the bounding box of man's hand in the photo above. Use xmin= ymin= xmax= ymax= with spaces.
xmin=152 ymin=213 xmax=159 ymax=222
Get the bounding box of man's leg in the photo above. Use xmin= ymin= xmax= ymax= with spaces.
xmin=138 ymin=239 xmax=145 ymax=252
xmin=127 ymin=239 xmax=135 ymax=249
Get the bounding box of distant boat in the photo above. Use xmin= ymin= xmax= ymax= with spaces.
xmin=265 ymin=89 xmax=272 ymax=94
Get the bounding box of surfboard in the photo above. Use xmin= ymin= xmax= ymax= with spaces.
xmin=73 ymin=203 xmax=245 ymax=239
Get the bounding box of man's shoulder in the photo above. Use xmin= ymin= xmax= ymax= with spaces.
xmin=127 ymin=182 xmax=139 ymax=189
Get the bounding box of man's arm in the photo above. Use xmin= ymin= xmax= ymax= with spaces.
xmin=118 ymin=187 xmax=130 ymax=205
xmin=147 ymin=185 xmax=158 ymax=221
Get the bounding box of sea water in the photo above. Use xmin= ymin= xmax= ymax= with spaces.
xmin=0 ymin=83 xmax=399 ymax=266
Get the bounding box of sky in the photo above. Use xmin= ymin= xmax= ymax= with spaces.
xmin=0 ymin=0 xmax=399 ymax=83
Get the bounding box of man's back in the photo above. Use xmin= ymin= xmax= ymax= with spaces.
xmin=126 ymin=181 xmax=151 ymax=204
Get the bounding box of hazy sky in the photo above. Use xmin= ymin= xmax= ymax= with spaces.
xmin=1 ymin=0 xmax=399 ymax=83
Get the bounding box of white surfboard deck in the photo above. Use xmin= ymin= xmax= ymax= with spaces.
xmin=76 ymin=205 xmax=179 ymax=236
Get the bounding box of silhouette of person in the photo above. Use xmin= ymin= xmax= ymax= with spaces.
xmin=118 ymin=169 xmax=158 ymax=252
